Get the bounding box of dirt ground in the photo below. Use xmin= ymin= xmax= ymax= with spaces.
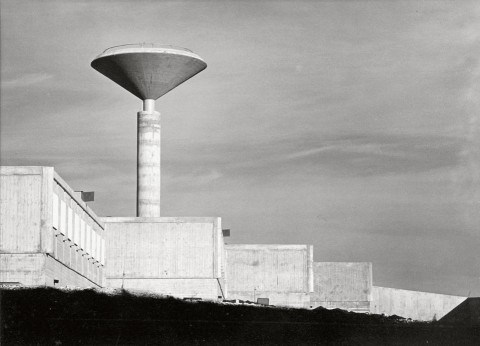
xmin=1 ymin=287 xmax=479 ymax=345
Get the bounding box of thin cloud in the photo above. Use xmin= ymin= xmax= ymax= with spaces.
xmin=284 ymin=141 xmax=410 ymax=161
xmin=166 ymin=169 xmax=223 ymax=188
xmin=284 ymin=146 xmax=336 ymax=160
xmin=2 ymin=72 xmax=52 ymax=89
xmin=163 ymin=133 xmax=462 ymax=179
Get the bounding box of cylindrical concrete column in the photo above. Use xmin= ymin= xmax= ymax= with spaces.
xmin=137 ymin=110 xmax=161 ymax=217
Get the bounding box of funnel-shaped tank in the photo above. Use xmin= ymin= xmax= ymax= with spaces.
xmin=91 ymin=44 xmax=207 ymax=100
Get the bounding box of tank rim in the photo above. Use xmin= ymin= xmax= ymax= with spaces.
xmin=93 ymin=43 xmax=205 ymax=62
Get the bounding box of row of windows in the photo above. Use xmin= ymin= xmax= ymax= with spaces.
xmin=52 ymin=192 xmax=105 ymax=265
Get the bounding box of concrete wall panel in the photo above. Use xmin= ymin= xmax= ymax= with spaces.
xmin=225 ymin=244 xmax=313 ymax=307
xmin=226 ymin=245 xmax=310 ymax=292
xmin=311 ymin=262 xmax=372 ymax=312
xmin=0 ymin=253 xmax=46 ymax=285
xmin=371 ymin=286 xmax=466 ymax=321
xmin=0 ymin=168 xmax=43 ymax=252
xmin=103 ymin=217 xmax=224 ymax=299
xmin=104 ymin=218 xmax=218 ymax=279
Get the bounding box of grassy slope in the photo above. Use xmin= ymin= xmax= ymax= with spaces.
xmin=1 ymin=287 xmax=479 ymax=345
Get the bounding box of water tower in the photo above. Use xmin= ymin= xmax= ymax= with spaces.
xmin=91 ymin=44 xmax=207 ymax=217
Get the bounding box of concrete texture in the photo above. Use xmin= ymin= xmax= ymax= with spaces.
xmin=0 ymin=254 xmax=46 ymax=286
xmin=45 ymin=255 xmax=102 ymax=288
xmin=91 ymin=44 xmax=207 ymax=100
xmin=0 ymin=166 xmax=105 ymax=287
xmin=51 ymin=233 xmax=103 ymax=285
xmin=102 ymin=217 xmax=225 ymax=299
xmin=225 ymin=244 xmax=313 ymax=308
xmin=371 ymin=286 xmax=467 ymax=321
xmin=0 ymin=166 xmax=53 ymax=253
xmin=137 ymin=110 xmax=161 ymax=217
xmin=0 ymin=254 xmax=101 ymax=288
xmin=311 ymin=262 xmax=372 ymax=312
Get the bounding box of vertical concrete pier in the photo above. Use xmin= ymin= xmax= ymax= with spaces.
xmin=137 ymin=108 xmax=161 ymax=217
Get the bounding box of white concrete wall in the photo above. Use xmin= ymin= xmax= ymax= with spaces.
xmin=0 ymin=167 xmax=53 ymax=253
xmin=102 ymin=217 xmax=225 ymax=299
xmin=0 ymin=254 xmax=46 ymax=286
xmin=225 ymin=244 xmax=313 ymax=308
xmin=311 ymin=262 xmax=372 ymax=312
xmin=45 ymin=255 xmax=102 ymax=288
xmin=0 ymin=253 xmax=102 ymax=288
xmin=371 ymin=286 xmax=467 ymax=321
xmin=0 ymin=166 xmax=105 ymax=287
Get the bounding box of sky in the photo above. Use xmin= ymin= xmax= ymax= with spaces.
xmin=1 ymin=0 xmax=480 ymax=296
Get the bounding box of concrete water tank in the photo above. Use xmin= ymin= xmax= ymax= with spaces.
xmin=91 ymin=44 xmax=207 ymax=217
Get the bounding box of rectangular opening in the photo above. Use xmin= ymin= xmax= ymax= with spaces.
xmin=59 ymin=200 xmax=66 ymax=236
xmin=67 ymin=206 xmax=73 ymax=240
xmin=53 ymin=193 xmax=59 ymax=231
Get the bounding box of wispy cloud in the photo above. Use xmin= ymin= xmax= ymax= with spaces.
xmin=2 ymin=72 xmax=52 ymax=89
xmin=165 ymin=169 xmax=223 ymax=188
xmin=284 ymin=141 xmax=410 ymax=161
xmin=163 ymin=133 xmax=462 ymax=181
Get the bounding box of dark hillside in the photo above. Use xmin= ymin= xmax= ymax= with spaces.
xmin=1 ymin=287 xmax=478 ymax=345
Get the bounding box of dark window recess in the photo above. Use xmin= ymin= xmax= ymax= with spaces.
xmin=222 ymin=229 xmax=230 ymax=237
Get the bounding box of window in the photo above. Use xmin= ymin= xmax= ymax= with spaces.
xmin=92 ymin=231 xmax=97 ymax=259
xmin=80 ymin=219 xmax=85 ymax=250
xmin=53 ymin=193 xmax=59 ymax=230
xmin=101 ymin=238 xmax=106 ymax=265
xmin=59 ymin=200 xmax=66 ymax=235
xmin=86 ymin=225 xmax=91 ymax=255
xmin=97 ymin=233 xmax=101 ymax=262
xmin=74 ymin=211 xmax=80 ymax=245
xmin=67 ymin=207 xmax=73 ymax=240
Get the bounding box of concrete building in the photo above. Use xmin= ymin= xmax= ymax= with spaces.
xmin=0 ymin=166 xmax=105 ymax=288
xmin=225 ymin=244 xmax=314 ymax=308
xmin=0 ymin=44 xmax=473 ymax=321
xmin=0 ymin=165 xmax=470 ymax=319
xmin=102 ymin=217 xmax=226 ymax=300
xmin=0 ymin=166 xmax=225 ymax=299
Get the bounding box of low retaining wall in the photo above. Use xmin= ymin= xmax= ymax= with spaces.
xmin=371 ymin=286 xmax=466 ymax=321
